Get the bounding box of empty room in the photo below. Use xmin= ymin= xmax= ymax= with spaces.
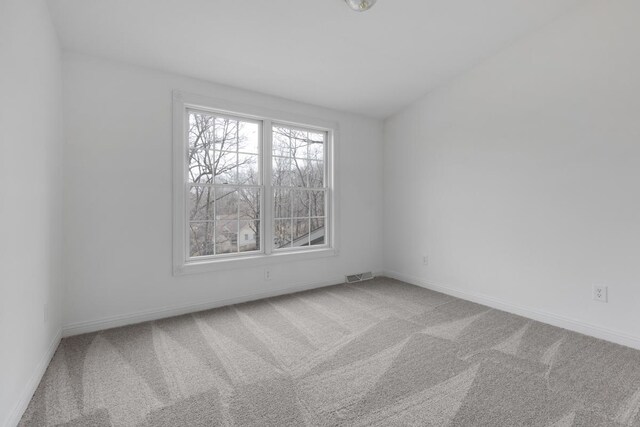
xmin=2 ymin=0 xmax=640 ymax=425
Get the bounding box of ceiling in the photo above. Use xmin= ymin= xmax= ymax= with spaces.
xmin=48 ymin=0 xmax=585 ymax=118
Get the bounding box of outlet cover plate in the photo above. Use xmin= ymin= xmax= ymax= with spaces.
xmin=593 ymin=285 xmax=608 ymax=303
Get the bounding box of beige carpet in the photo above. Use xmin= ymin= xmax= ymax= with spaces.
xmin=19 ymin=277 xmax=640 ymax=426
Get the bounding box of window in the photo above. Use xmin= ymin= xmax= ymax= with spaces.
xmin=173 ymin=92 xmax=337 ymax=274
xmin=187 ymin=111 xmax=261 ymax=257
xmin=272 ymin=125 xmax=326 ymax=250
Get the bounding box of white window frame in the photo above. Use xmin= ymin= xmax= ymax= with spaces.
xmin=173 ymin=91 xmax=339 ymax=275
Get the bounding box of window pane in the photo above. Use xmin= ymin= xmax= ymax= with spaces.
xmin=308 ymin=160 xmax=324 ymax=187
xmin=189 ymin=186 xmax=215 ymax=221
xmin=310 ymin=218 xmax=325 ymax=246
xmin=308 ymin=132 xmax=325 ymax=160
xmin=239 ymin=188 xmax=260 ymax=220
xmin=188 ymin=112 xmax=215 ymax=184
xmin=190 ymin=222 xmax=214 ymax=257
xmin=238 ymin=153 xmax=259 ymax=185
xmin=272 ymin=126 xmax=291 ymax=157
xmin=216 ymin=188 xmax=238 ymax=220
xmin=274 ymin=219 xmax=291 ymax=249
xmin=239 ymin=220 xmax=260 ymax=252
xmin=292 ymin=219 xmax=310 ymax=247
xmin=274 ymin=189 xmax=291 ymax=219
xmin=188 ymin=150 xmax=214 ymax=184
xmin=215 ymin=220 xmax=238 ymax=254
xmin=290 ymin=158 xmax=308 ymax=187
xmin=272 ymin=157 xmax=294 ymax=186
xmin=290 ymin=131 xmax=308 ymax=159
xmin=310 ymin=190 xmax=325 ymax=217
xmin=213 ymin=151 xmax=237 ymax=184
xmin=292 ymin=190 xmax=309 ymax=218
xmin=238 ymin=121 xmax=259 ymax=154
xmin=215 ymin=118 xmax=238 ymax=152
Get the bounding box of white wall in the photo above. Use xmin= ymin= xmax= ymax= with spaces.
xmin=384 ymin=0 xmax=640 ymax=347
xmin=61 ymin=54 xmax=384 ymax=332
xmin=0 ymin=0 xmax=64 ymax=425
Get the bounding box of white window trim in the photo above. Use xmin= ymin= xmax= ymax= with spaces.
xmin=172 ymin=91 xmax=339 ymax=275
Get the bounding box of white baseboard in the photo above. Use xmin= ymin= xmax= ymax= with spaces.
xmin=383 ymin=270 xmax=640 ymax=351
xmin=62 ymin=276 xmax=347 ymax=337
xmin=4 ymin=329 xmax=62 ymax=427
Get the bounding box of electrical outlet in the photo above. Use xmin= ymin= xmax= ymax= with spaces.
xmin=422 ymin=255 xmax=429 ymax=266
xmin=264 ymin=269 xmax=271 ymax=281
xmin=593 ymin=285 xmax=608 ymax=303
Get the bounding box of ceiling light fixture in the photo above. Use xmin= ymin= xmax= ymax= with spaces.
xmin=345 ymin=0 xmax=377 ymax=12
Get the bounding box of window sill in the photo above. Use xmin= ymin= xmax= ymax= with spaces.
xmin=173 ymin=247 xmax=339 ymax=276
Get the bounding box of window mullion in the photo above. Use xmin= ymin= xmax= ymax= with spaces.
xmin=263 ymin=119 xmax=273 ymax=255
